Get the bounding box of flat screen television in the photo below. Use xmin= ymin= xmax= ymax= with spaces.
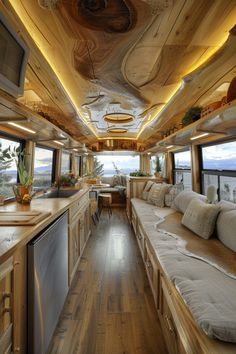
xmin=0 ymin=12 xmax=29 ymax=97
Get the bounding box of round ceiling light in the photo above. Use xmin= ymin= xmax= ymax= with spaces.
xmin=107 ymin=128 xmax=128 ymax=134
xmin=104 ymin=113 xmax=134 ymax=124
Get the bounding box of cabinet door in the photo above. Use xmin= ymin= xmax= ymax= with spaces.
xmin=0 ymin=257 xmax=13 ymax=354
xmin=68 ymin=215 xmax=81 ymax=284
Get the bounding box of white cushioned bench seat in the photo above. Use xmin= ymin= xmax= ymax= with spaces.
xmin=131 ymin=197 xmax=236 ymax=343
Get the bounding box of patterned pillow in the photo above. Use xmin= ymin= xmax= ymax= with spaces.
xmin=141 ymin=180 xmax=155 ymax=200
xmin=165 ymin=183 xmax=184 ymax=207
xmin=182 ymin=198 xmax=220 ymax=239
xmin=149 ymin=184 xmax=172 ymax=207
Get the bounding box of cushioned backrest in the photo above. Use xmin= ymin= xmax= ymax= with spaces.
xmin=216 ymin=200 xmax=236 ymax=251
xmin=171 ymin=190 xmax=206 ymax=214
xmin=141 ymin=180 xmax=155 ymax=200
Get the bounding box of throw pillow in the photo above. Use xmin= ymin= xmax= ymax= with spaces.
xmin=141 ymin=180 xmax=154 ymax=200
xmin=182 ymin=198 xmax=220 ymax=239
xmin=165 ymin=183 xmax=184 ymax=207
xmin=171 ymin=190 xmax=206 ymax=214
xmin=150 ymin=184 xmax=172 ymax=207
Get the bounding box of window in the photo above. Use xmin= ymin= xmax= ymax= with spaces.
xmin=0 ymin=135 xmax=22 ymax=199
xmin=201 ymin=140 xmax=236 ymax=203
xmin=74 ymin=155 xmax=81 ymax=176
xmin=61 ymin=151 xmax=70 ymax=174
xmin=173 ymin=149 xmax=192 ymax=190
xmin=96 ymin=154 xmax=139 ymax=176
xmin=34 ymin=146 xmax=55 ymax=189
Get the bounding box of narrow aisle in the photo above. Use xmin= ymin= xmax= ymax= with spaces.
xmin=49 ymin=208 xmax=168 ymax=354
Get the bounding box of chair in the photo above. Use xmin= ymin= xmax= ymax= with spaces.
xmin=89 ymin=190 xmax=99 ymax=225
xmin=98 ymin=193 xmax=112 ymax=217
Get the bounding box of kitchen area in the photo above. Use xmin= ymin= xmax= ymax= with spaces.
xmin=0 ymin=187 xmax=91 ymax=353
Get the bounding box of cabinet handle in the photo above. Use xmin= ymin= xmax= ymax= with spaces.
xmin=138 ymin=234 xmax=142 ymax=240
xmin=146 ymin=260 xmax=152 ymax=268
xmin=165 ymin=314 xmax=175 ymax=334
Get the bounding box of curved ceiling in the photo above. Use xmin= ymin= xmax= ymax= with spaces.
xmin=7 ymin=0 xmax=236 ymax=148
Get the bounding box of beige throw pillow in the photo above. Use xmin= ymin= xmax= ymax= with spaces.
xmin=149 ymin=184 xmax=172 ymax=207
xmin=171 ymin=190 xmax=206 ymax=214
xmin=141 ymin=180 xmax=154 ymax=200
xmin=182 ymin=198 xmax=220 ymax=239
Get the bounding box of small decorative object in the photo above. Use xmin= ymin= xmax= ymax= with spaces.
xmin=206 ymin=185 xmax=217 ymax=204
xmin=182 ymin=106 xmax=202 ymax=127
xmin=201 ymin=101 xmax=222 ymax=118
xmin=58 ymin=173 xmax=78 ymax=187
xmin=129 ymin=170 xmax=151 ymax=177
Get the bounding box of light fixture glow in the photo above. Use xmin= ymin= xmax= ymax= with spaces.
xmin=166 ymin=145 xmax=174 ymax=149
xmin=190 ymin=133 xmax=209 ymax=140
xmin=8 ymin=122 xmax=36 ymax=134
xmin=53 ymin=140 xmax=64 ymax=146
xmin=73 ymin=148 xmax=78 ymax=152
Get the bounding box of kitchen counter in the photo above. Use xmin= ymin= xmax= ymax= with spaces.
xmin=0 ymin=187 xmax=89 ymax=263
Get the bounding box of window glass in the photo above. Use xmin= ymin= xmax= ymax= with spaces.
xmin=202 ymin=141 xmax=236 ymax=170
xmin=34 ymin=146 xmax=54 ymax=189
xmin=220 ymin=176 xmax=236 ymax=203
xmin=202 ymin=174 xmax=218 ymax=195
xmin=174 ymin=150 xmax=191 ymax=169
xmin=96 ymin=154 xmax=139 ymax=176
xmin=75 ymin=155 xmax=81 ymax=176
xmin=173 ymin=149 xmax=191 ymax=190
xmin=61 ymin=151 xmax=70 ymax=174
xmin=0 ymin=136 xmax=21 ymax=198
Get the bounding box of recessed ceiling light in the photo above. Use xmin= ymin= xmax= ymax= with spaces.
xmin=8 ymin=122 xmax=36 ymax=134
xmin=166 ymin=145 xmax=174 ymax=149
xmin=53 ymin=140 xmax=64 ymax=146
xmin=73 ymin=148 xmax=78 ymax=152
xmin=104 ymin=113 xmax=134 ymax=124
xmin=190 ymin=133 xmax=209 ymax=140
xmin=107 ymin=128 xmax=128 ymax=134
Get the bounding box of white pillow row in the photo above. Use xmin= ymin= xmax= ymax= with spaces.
xmin=141 ymin=181 xmax=183 ymax=207
xmin=172 ymin=190 xmax=236 ymax=252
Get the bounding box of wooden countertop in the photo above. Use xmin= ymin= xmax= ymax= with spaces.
xmin=0 ymin=187 xmax=89 ymax=263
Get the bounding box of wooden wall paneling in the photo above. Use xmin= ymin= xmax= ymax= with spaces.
xmin=190 ymin=144 xmax=201 ymax=192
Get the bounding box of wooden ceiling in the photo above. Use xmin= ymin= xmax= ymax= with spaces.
xmin=2 ymin=0 xmax=236 ymax=151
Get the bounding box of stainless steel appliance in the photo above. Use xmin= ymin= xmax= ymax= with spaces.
xmin=28 ymin=211 xmax=69 ymax=354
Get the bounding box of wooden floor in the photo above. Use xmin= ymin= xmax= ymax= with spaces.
xmin=48 ymin=208 xmax=168 ymax=354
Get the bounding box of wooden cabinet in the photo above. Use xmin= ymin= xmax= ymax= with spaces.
xmin=68 ymin=191 xmax=91 ymax=284
xmin=144 ymin=242 xmax=158 ymax=307
xmin=0 ymin=257 xmax=13 ymax=354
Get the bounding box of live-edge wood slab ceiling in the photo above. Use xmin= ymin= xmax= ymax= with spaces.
xmin=48 ymin=209 xmax=168 ymax=354
xmin=5 ymin=0 xmax=236 ymax=150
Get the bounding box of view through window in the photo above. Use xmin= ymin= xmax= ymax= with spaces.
xmin=0 ymin=136 xmax=21 ymax=198
xmin=173 ymin=149 xmax=192 ymax=190
xmin=61 ymin=151 xmax=71 ymax=174
xmin=34 ymin=146 xmax=54 ymax=189
xmin=201 ymin=141 xmax=236 ymax=203
xmin=96 ymin=154 xmax=139 ymax=176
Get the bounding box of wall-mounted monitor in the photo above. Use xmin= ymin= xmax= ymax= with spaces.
xmin=0 ymin=12 xmax=29 ymax=97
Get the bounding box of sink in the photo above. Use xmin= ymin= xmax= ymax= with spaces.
xmin=37 ymin=189 xmax=79 ymax=199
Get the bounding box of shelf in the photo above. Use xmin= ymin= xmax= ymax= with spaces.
xmin=147 ymin=99 xmax=236 ymax=153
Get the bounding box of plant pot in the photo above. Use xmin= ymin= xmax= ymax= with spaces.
xmin=13 ymin=185 xmax=33 ymax=204
xmin=155 ymin=172 xmax=161 ymax=177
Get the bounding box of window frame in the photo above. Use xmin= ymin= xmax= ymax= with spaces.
xmin=200 ymin=139 xmax=236 ymax=201
xmin=172 ymin=148 xmax=192 ymax=189
xmin=34 ymin=144 xmax=56 ymax=188
xmin=0 ymin=132 xmax=25 ymax=201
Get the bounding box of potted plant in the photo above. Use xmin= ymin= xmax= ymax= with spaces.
xmin=12 ymin=148 xmax=33 ymax=204
xmin=129 ymin=170 xmax=151 ymax=177
xmin=58 ymin=172 xmax=78 ymax=187
xmin=181 ymin=106 xmax=202 ymax=127
xmin=154 ymin=155 xmax=162 ymax=177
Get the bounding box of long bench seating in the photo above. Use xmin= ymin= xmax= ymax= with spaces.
xmin=131 ymin=188 xmax=236 ymax=354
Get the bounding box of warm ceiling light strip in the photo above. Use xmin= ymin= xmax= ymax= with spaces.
xmin=190 ymin=133 xmax=209 ymax=140
xmin=8 ymin=122 xmax=36 ymax=134
xmin=166 ymin=145 xmax=174 ymax=149
xmin=53 ymin=140 xmax=64 ymax=146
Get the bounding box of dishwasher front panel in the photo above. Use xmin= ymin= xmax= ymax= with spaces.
xmin=28 ymin=211 xmax=69 ymax=354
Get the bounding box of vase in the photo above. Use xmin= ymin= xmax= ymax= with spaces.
xmin=13 ymin=185 xmax=33 ymax=204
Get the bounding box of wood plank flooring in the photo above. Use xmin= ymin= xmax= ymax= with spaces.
xmin=48 ymin=208 xmax=168 ymax=354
